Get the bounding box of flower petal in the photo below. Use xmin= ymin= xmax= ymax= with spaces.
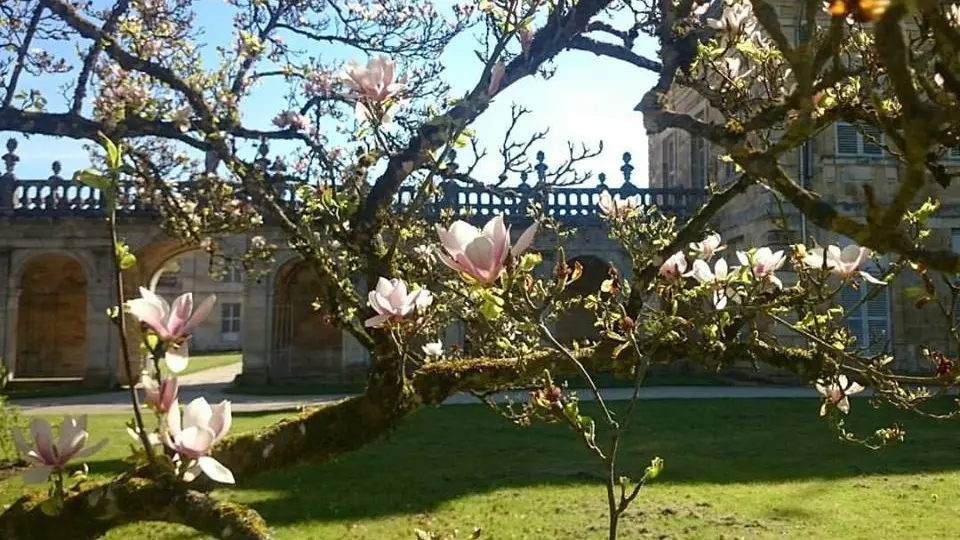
xmin=182 ymin=294 xmax=217 ymax=336
xmin=73 ymin=437 xmax=108 ymax=460
xmin=164 ymin=342 xmax=190 ymax=374
xmin=126 ymin=298 xmax=171 ymax=340
xmin=511 ymin=222 xmax=538 ymax=258
xmin=208 ymin=400 xmax=232 ymax=442
xmin=166 ymin=399 xmax=182 ymax=438
xmin=21 ymin=465 xmax=53 ymax=485
xmin=177 ymin=425 xmax=216 ymax=456
xmin=182 ymin=397 xmax=213 ymax=431
xmin=197 ymin=456 xmax=236 ymax=484
xmin=30 ymin=418 xmax=56 ymax=465
xmin=166 ymin=293 xmax=194 ymax=338
xmin=364 ymin=313 xmax=392 ymax=327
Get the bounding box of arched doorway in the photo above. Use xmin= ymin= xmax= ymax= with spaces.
xmin=16 ymin=254 xmax=88 ymax=378
xmin=555 ymin=255 xmax=609 ymax=344
xmin=271 ymin=259 xmax=344 ymax=380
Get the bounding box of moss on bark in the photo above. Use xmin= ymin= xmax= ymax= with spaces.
xmin=0 ymin=475 xmax=271 ymax=540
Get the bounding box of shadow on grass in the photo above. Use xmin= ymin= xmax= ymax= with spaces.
xmin=211 ymin=399 xmax=960 ymax=527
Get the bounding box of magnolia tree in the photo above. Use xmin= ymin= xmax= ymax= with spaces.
xmin=1 ymin=0 xmax=960 ymax=538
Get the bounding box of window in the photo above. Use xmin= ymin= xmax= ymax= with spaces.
xmin=220 ymin=303 xmax=241 ymax=342
xmin=690 ymin=135 xmax=707 ymax=189
xmin=661 ymin=137 xmax=676 ymax=187
xmin=948 ymin=146 xmax=960 ymax=159
xmin=838 ymin=237 xmax=890 ymax=355
xmin=836 ymin=122 xmax=884 ymax=156
xmin=224 ymin=265 xmax=243 ymax=283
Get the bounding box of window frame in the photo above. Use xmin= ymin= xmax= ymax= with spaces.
xmin=220 ymin=302 xmax=242 ymax=342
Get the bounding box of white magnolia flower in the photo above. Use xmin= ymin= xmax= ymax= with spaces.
xmin=365 ymin=277 xmax=434 ymax=327
xmin=598 ymin=190 xmax=641 ymax=218
xmin=422 ymin=341 xmax=443 ymax=357
xmin=690 ymin=233 xmax=725 ymax=260
xmin=688 ymin=258 xmax=731 ymax=284
xmin=802 ymin=244 xmax=886 ymax=285
xmin=659 ymin=251 xmax=688 ymax=280
xmin=707 ymin=0 xmax=757 ymax=42
xmin=164 ymin=397 xmax=235 ymax=484
xmin=737 ymin=247 xmax=786 ymax=289
xmin=687 ymin=258 xmax=739 ymax=309
xmin=815 ymin=375 xmax=864 ymax=416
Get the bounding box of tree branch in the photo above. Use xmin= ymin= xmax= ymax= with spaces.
xmin=70 ymin=0 xmax=130 ymax=115
xmin=0 ymin=476 xmax=270 ymax=540
xmin=567 ymin=36 xmax=662 ymax=72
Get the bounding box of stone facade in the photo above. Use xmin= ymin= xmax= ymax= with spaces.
xmin=0 ymin=138 xmax=675 ymax=387
xmin=647 ymin=0 xmax=960 ymax=373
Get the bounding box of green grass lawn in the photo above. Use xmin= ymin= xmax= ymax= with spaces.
xmin=3 ymin=399 xmax=960 ymax=539
xmin=170 ymin=351 xmax=242 ymax=378
xmin=226 ymin=366 xmax=736 ymax=397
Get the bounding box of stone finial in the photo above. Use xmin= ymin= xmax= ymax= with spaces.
xmin=620 ymin=152 xmax=634 ymax=184
xmin=498 ymin=173 xmax=508 ymax=185
xmin=598 ymin=172 xmax=607 ymax=186
xmin=520 ymin=171 xmax=530 ymax=186
xmin=254 ymin=137 xmax=271 ymax=170
xmin=534 ymin=151 xmax=547 ymax=183
xmin=2 ymin=138 xmax=19 ymax=176
xmin=49 ymin=161 xmax=64 ymax=182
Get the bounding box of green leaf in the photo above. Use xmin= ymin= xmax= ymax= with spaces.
xmin=518 ymin=252 xmax=542 ymax=272
xmin=98 ymin=132 xmax=122 ymax=171
xmin=479 ymin=298 xmax=503 ymax=320
xmin=73 ymin=169 xmax=110 ymax=191
xmin=903 ymin=286 xmax=927 ymax=300
xmin=643 ymin=456 xmax=665 ymax=481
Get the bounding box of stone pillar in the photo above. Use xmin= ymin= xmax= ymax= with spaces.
xmin=443 ymin=321 xmax=464 ymax=349
xmin=2 ymin=288 xmax=19 ymax=382
xmin=0 ymin=248 xmax=14 ymax=382
xmin=85 ymin=249 xmax=118 ymax=388
xmin=342 ymin=331 xmax=367 ymax=373
xmin=237 ymin=272 xmax=271 ymax=385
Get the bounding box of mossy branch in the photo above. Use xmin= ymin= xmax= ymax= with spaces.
xmin=0 ymin=476 xmax=270 ymax=540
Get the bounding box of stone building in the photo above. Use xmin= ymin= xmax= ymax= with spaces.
xmin=647 ymin=0 xmax=960 ymax=372
xmin=0 ymin=140 xmax=696 ymax=386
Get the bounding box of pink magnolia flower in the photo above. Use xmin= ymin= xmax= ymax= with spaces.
xmin=802 ymin=244 xmax=886 ymax=285
xmin=659 ymin=251 xmax=687 ymax=280
xmin=435 ymin=215 xmax=538 ymax=285
xmin=141 ymin=374 xmax=179 ymax=413
xmin=518 ymin=27 xmax=534 ymax=55
xmin=488 ymin=60 xmax=506 ymax=96
xmin=815 ymin=375 xmax=864 ymax=416
xmin=165 ymin=397 xmax=235 ymax=484
xmin=598 ymin=190 xmax=640 ymax=218
xmin=13 ymin=416 xmax=107 ymax=484
xmin=690 ymin=233 xmax=725 ymax=260
xmin=737 ymin=247 xmax=786 ymax=289
xmin=272 ymin=111 xmax=312 ymax=132
xmin=365 ymin=278 xmax=434 ymax=327
xmin=126 ymin=287 xmax=217 ymax=373
xmin=342 ymin=55 xmax=407 ymax=102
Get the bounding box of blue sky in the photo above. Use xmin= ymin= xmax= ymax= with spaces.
xmin=1 ymin=2 xmax=659 ymax=188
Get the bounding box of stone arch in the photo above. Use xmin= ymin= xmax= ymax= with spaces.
xmin=270 ymin=257 xmax=344 ymax=379
xmin=126 ymin=236 xmax=201 ymax=294
xmin=15 ymin=253 xmax=88 ymax=378
xmin=555 ymin=254 xmax=610 ymax=344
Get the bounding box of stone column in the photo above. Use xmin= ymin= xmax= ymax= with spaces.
xmin=342 ymin=331 xmax=367 ymax=372
xmin=237 ymin=272 xmax=271 ymax=385
xmin=85 ymin=249 xmax=118 ymax=388
xmin=2 ymin=288 xmax=19 ymax=382
xmin=443 ymin=321 xmax=464 ymax=349
xmin=0 ymin=248 xmax=14 ymax=382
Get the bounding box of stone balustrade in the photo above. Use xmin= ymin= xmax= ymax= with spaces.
xmin=0 ymin=138 xmax=706 ymax=221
